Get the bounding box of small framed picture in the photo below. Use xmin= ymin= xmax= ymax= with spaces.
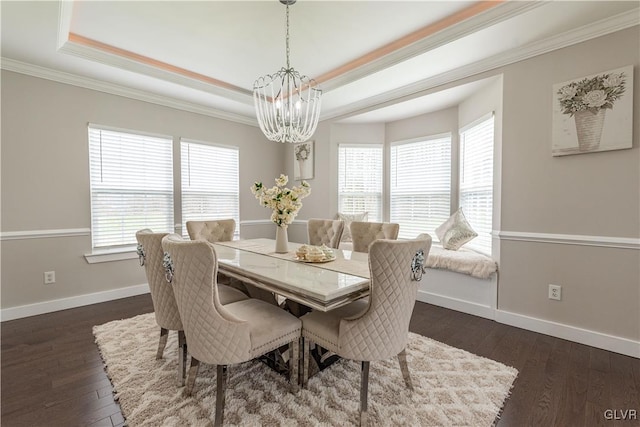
xmin=294 ymin=141 xmax=314 ymax=180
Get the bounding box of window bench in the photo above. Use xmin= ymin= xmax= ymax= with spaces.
xmin=418 ymin=245 xmax=497 ymax=319
xmin=339 ymin=242 xmax=498 ymax=319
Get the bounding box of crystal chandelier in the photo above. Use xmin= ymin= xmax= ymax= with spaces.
xmin=253 ymin=0 xmax=322 ymax=143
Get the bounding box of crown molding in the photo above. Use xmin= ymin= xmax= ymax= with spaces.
xmin=55 ymin=1 xmax=252 ymax=106
xmin=4 ymin=7 xmax=636 ymax=127
xmin=0 ymin=58 xmax=258 ymax=127
xmin=323 ymin=8 xmax=639 ymax=122
xmin=56 ymin=1 xmax=73 ymax=50
xmin=58 ymin=36 xmax=254 ymax=106
xmin=320 ymin=1 xmax=545 ymax=92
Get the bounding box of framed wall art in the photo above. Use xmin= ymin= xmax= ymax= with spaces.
xmin=294 ymin=141 xmax=314 ymax=180
xmin=552 ymin=65 xmax=633 ymax=156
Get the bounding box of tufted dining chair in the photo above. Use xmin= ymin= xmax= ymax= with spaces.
xmin=186 ymin=219 xmax=236 ymax=242
xmin=136 ymin=229 xmax=248 ymax=386
xmin=307 ymin=218 xmax=345 ymax=249
xmin=136 ymin=229 xmax=186 ymax=385
xmin=161 ymin=234 xmax=302 ymax=426
xmin=349 ymin=221 xmax=400 ymax=253
xmin=301 ymin=236 xmax=432 ymax=426
xmin=187 ymin=219 xmax=280 ymax=305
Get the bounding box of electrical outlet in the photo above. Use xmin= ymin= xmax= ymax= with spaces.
xmin=44 ymin=271 xmax=56 ymax=284
xmin=548 ymin=284 xmax=561 ymax=301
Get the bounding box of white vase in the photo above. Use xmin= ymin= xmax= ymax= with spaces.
xmin=297 ymin=159 xmax=306 ymax=179
xmin=574 ymin=109 xmax=606 ymax=151
xmin=275 ymin=226 xmax=289 ymax=253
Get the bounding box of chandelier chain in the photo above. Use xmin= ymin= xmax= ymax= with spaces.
xmin=285 ymin=3 xmax=290 ymax=70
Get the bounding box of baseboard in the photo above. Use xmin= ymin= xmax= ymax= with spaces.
xmin=417 ymin=290 xmax=495 ymax=320
xmin=0 ymin=284 xmax=150 ymax=322
xmin=495 ymin=309 xmax=640 ymax=359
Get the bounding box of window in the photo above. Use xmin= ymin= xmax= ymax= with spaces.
xmin=338 ymin=144 xmax=383 ymax=222
xmin=390 ymin=134 xmax=452 ymax=239
xmin=181 ymin=140 xmax=239 ymax=237
xmin=459 ymin=114 xmax=494 ymax=254
xmin=88 ymin=125 xmax=174 ymax=249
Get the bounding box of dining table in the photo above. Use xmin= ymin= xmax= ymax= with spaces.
xmin=212 ymin=238 xmax=370 ymax=312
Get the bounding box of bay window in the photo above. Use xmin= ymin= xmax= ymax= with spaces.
xmin=390 ymin=134 xmax=452 ymax=239
xmin=338 ymin=144 xmax=383 ymax=222
xmin=459 ymin=114 xmax=494 ymax=254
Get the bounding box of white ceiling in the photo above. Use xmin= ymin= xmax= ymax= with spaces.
xmin=1 ymin=1 xmax=638 ymax=125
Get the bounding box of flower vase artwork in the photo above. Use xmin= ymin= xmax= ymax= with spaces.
xmin=552 ymin=65 xmax=632 ymax=156
xmin=251 ymin=174 xmax=311 ymax=253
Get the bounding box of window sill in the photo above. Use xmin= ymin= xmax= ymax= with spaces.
xmin=84 ymin=247 xmax=139 ymax=264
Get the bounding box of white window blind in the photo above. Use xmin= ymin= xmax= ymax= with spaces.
xmin=459 ymin=114 xmax=494 ymax=254
xmin=88 ymin=126 xmax=174 ymax=249
xmin=338 ymin=144 xmax=383 ymax=222
xmin=181 ymin=140 xmax=239 ymax=237
xmin=390 ymin=134 xmax=451 ymax=239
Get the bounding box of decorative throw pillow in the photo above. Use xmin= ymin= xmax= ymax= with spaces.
xmin=335 ymin=212 xmax=368 ymax=242
xmin=435 ymin=208 xmax=478 ymax=250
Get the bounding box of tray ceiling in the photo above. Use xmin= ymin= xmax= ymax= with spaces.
xmin=1 ymin=1 xmax=638 ymax=125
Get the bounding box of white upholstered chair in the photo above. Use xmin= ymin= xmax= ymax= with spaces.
xmin=136 ymin=229 xmax=248 ymax=386
xmin=161 ymin=234 xmax=302 ymax=426
xmin=186 ymin=219 xmax=278 ymax=304
xmin=136 ymin=229 xmax=186 ymax=385
xmin=349 ymin=221 xmax=400 ymax=253
xmin=301 ymin=236 xmax=432 ymax=426
xmin=307 ymin=218 xmax=345 ymax=248
xmin=186 ymin=219 xmax=236 ymax=242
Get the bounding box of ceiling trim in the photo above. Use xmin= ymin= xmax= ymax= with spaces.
xmin=55 ymin=0 xmax=254 ymax=105
xmin=319 ymin=0 xmax=544 ymax=92
xmin=58 ymin=37 xmax=255 ymax=105
xmin=56 ymin=0 xmax=73 ymax=50
xmin=68 ymin=33 xmax=249 ymax=98
xmin=3 ymin=7 xmax=636 ymax=128
xmin=0 ymin=58 xmax=258 ymax=126
xmin=56 ymin=1 xmax=539 ymax=100
xmin=323 ymin=8 xmax=640 ymax=122
xmin=316 ymin=0 xmax=504 ymax=86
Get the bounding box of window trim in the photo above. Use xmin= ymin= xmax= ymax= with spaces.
xmin=459 ymin=112 xmax=494 ymax=134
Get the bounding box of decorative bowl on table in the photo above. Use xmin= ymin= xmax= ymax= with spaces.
xmin=305 ymin=247 xmax=325 ymax=262
xmin=296 ymin=245 xmax=310 ymax=259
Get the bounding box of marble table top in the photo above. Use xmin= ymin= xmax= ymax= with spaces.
xmin=213 ymin=239 xmax=370 ymax=311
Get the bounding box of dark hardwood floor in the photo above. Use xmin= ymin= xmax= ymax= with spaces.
xmin=2 ymin=295 xmax=639 ymax=426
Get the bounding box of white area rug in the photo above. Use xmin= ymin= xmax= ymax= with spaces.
xmin=94 ymin=313 xmax=517 ymax=426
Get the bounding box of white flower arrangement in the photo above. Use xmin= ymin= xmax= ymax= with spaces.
xmin=251 ymin=174 xmax=311 ymax=228
xmin=557 ymin=71 xmax=626 ymax=116
xmin=295 ymin=143 xmax=310 ymax=161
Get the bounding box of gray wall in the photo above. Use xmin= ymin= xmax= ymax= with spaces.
xmin=497 ymin=27 xmax=639 ymax=341
xmin=1 ymin=71 xmax=283 ymax=309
